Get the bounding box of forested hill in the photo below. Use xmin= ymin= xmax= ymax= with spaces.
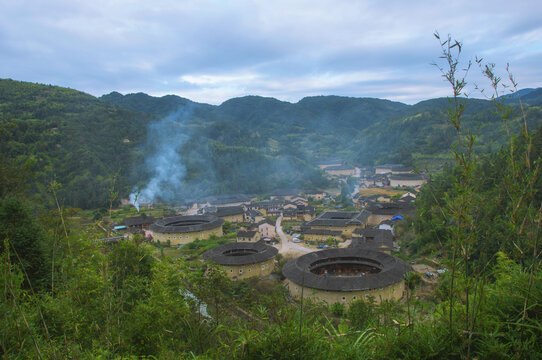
xmin=100 ymin=91 xmax=214 ymax=117
xmin=102 ymin=89 xmax=542 ymax=165
xmin=2 ymin=78 xmax=541 ymax=208
xmin=0 ymin=79 xmax=152 ymax=208
xmin=500 ymin=87 xmax=542 ymax=105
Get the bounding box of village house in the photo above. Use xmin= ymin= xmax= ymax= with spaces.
xmin=248 ymin=199 xmax=284 ymax=216
xmin=269 ymin=189 xmax=301 ymax=201
xmin=303 ymin=190 xmax=326 ymax=201
xmin=283 ymin=203 xmax=298 ymax=211
xmin=202 ymin=205 xmax=245 ymax=223
xmin=199 ymin=194 xmax=254 ymax=208
xmin=302 ymin=228 xmax=343 ymax=242
xmin=374 ymin=164 xmax=404 ymax=174
xmin=215 ymin=206 xmax=245 ymax=223
xmin=354 ymin=194 xmax=392 ymax=209
xmin=363 ymin=173 xmax=390 ymax=187
xmin=351 ymin=228 xmax=395 ymax=254
xmin=324 ymin=165 xmax=356 ymax=177
xmin=282 ymin=204 xmax=316 ymax=221
xmin=290 ymin=197 xmax=309 ymax=207
xmin=303 ymin=210 xmax=371 ymax=238
xmin=244 ymin=209 xmax=264 ymax=223
xmin=257 ymin=219 xmax=276 ymax=239
xmin=389 ymin=173 xmax=427 ymax=187
xmin=236 ymin=230 xmax=260 ymax=242
xmin=391 ymin=165 xmax=414 ymax=174
xmin=122 ymin=215 xmax=156 ymax=231
xmin=316 ymin=159 xmax=343 ymax=169
xmin=365 ymin=201 xmax=414 ymax=226
xmin=266 ymin=208 xmax=282 ymax=217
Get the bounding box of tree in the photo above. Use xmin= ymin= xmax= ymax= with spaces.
xmin=0 ymin=196 xmax=50 ymax=289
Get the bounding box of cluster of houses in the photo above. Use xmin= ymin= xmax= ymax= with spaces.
xmin=113 ymin=182 xmax=419 ymax=307
xmin=316 ymin=159 xmax=427 ymax=189
xmin=117 ymin=186 xmax=416 ymax=252
xmin=317 ymin=159 xmax=357 ymax=178
xmin=360 ymin=164 xmax=426 ymax=188
xmin=300 ymin=196 xmax=414 ymax=250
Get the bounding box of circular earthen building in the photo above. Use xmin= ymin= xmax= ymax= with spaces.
xmin=282 ymin=248 xmax=409 ymax=306
xmin=150 ymin=215 xmax=225 ymax=246
xmin=203 ymin=241 xmax=278 ymax=279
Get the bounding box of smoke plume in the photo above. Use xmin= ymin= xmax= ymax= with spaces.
xmin=130 ymin=106 xmax=192 ymax=211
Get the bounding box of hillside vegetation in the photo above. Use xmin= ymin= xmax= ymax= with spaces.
xmin=0 ymin=79 xmax=151 ymax=208
xmin=1 ymin=52 xmax=542 ymax=359
xmin=2 ymin=78 xmax=542 ymax=208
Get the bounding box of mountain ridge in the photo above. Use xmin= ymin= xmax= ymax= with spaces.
xmin=3 ymin=78 xmax=541 ymax=208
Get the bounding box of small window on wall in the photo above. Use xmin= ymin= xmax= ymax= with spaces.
xmin=200 ymin=233 xmax=203 ymax=238
xmin=342 ymin=297 xmax=346 ymax=301
xmin=353 ymin=296 xmax=357 ymax=300
xmin=230 ymin=269 xmax=233 ymax=273
xmin=261 ymin=265 xmax=265 ymax=270
xmin=239 ymin=269 xmax=243 ymax=274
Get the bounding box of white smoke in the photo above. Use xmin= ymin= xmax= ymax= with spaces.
xmin=130 ymin=106 xmax=191 ymax=211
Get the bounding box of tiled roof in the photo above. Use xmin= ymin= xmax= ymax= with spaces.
xmin=216 ymin=206 xmax=244 ymax=217
xmin=351 ymin=228 xmax=394 ymax=251
xmin=306 ymin=210 xmax=370 ymax=227
xmin=282 ymin=248 xmax=409 ymax=291
xmin=150 ymin=215 xmax=224 ymax=234
xmin=366 ymin=202 xmax=414 ymax=215
xmin=203 ymin=241 xmax=278 ymax=265
xmin=303 ymin=229 xmax=342 ymax=236
xmin=122 ymin=216 xmax=156 ymax=227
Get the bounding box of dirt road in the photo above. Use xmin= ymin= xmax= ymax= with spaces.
xmin=275 ymin=215 xmax=314 ymax=256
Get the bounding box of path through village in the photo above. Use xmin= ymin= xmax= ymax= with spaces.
xmin=275 ymin=215 xmax=314 ymax=256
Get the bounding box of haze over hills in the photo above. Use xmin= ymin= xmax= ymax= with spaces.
xmin=2 ymin=78 xmax=541 ymax=208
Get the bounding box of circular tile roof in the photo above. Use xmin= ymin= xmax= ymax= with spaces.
xmin=203 ymin=241 xmax=278 ymax=266
xmin=150 ymin=215 xmax=224 ymax=234
xmin=282 ymin=248 xmax=409 ymax=292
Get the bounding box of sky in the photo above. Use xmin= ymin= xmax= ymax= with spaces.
xmin=1 ymin=0 xmax=541 ymax=105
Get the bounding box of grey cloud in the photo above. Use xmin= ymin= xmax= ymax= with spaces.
xmin=0 ymin=0 xmax=540 ymax=104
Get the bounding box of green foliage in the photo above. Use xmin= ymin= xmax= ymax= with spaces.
xmin=0 ymin=196 xmax=50 ymax=289
xmin=330 ymin=302 xmax=346 ymax=317
xmin=414 ymin=118 xmax=542 ymax=263
xmin=0 ymin=79 xmax=152 ymax=208
xmin=2 ymin=41 xmax=542 ymax=358
xmin=3 ymin=78 xmax=541 ymax=209
xmin=347 ymin=299 xmax=375 ymax=330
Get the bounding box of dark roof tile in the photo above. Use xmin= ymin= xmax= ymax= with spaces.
xmin=203 ymin=241 xmax=278 ymax=265
xmin=150 ymin=215 xmax=224 ymax=234
xmin=282 ymin=248 xmax=409 ymax=291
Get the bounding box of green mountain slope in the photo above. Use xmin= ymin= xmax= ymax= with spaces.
xmin=0 ymin=79 xmax=151 ymax=208
xmin=2 ymin=78 xmax=541 ymax=208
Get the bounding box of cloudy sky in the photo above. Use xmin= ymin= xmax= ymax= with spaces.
xmin=1 ymin=0 xmax=541 ymax=104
